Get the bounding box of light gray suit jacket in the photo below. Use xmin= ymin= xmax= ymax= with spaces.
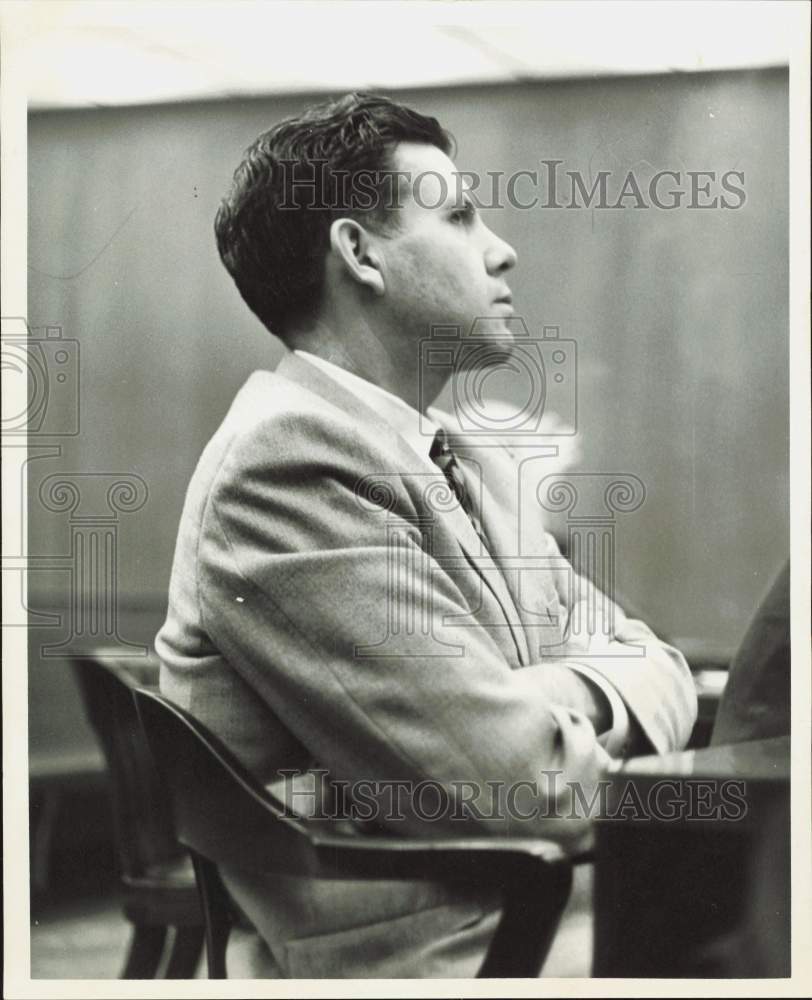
xmin=156 ymin=351 xmax=697 ymax=978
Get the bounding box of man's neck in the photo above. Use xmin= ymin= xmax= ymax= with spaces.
xmin=289 ymin=324 xmax=444 ymax=413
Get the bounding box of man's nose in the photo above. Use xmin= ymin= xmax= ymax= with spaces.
xmin=484 ymin=229 xmax=518 ymax=275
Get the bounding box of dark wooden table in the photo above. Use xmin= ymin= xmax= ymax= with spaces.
xmin=593 ymin=735 xmax=790 ymax=978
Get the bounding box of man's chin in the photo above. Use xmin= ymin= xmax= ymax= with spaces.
xmin=457 ymin=316 xmax=518 ymax=367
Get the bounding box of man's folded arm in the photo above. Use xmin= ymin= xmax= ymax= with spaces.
xmin=544 ymin=535 xmax=698 ymax=755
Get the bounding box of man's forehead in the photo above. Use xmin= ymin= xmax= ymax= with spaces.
xmin=391 ymin=141 xmax=470 ymax=204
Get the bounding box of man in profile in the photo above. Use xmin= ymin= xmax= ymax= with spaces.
xmin=156 ymin=93 xmax=697 ymax=978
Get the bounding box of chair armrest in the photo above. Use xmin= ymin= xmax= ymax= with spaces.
xmin=308 ymin=829 xmax=593 ymax=884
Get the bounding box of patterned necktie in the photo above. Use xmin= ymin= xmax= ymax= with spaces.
xmin=429 ymin=428 xmax=492 ymax=553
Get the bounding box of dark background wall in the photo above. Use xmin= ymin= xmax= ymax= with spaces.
xmin=27 ymin=70 xmax=788 ymax=758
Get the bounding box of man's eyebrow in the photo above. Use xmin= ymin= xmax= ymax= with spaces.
xmin=444 ymin=187 xmax=477 ymax=211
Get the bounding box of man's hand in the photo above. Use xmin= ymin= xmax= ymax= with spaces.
xmin=532 ymin=659 xmax=614 ymax=737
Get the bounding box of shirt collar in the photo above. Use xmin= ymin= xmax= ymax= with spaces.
xmin=293 ymin=350 xmax=438 ymax=462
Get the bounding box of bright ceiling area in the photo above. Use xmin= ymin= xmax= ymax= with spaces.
xmin=2 ymin=0 xmax=797 ymax=110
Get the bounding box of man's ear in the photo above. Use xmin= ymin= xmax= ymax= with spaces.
xmin=329 ymin=218 xmax=385 ymax=296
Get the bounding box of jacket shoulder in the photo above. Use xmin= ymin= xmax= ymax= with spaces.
xmin=215 ymin=371 xmax=395 ymax=480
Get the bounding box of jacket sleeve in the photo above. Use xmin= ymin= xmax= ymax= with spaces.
xmin=195 ymin=416 xmax=608 ymax=842
xmin=544 ymin=532 xmax=698 ymax=754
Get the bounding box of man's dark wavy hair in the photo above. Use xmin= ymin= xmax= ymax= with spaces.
xmin=214 ymin=93 xmax=454 ymax=341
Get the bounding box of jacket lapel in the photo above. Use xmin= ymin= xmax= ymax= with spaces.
xmin=274 ymin=352 xmax=531 ymax=665
xmin=446 ymin=433 xmax=567 ymax=663
xmin=428 ymin=411 xmax=539 ymax=666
